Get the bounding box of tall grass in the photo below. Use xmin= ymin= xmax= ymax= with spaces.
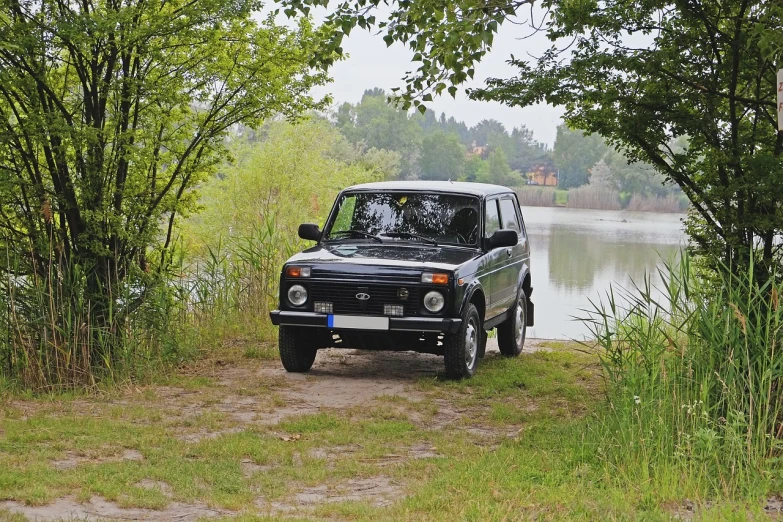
xmin=567 ymin=186 xmax=622 ymax=210
xmin=515 ymin=187 xmax=556 ymax=207
xmin=0 ymin=251 xmax=181 ymax=390
xmin=177 ymin=217 xmax=302 ymax=350
xmin=626 ymin=193 xmax=687 ymax=213
xmin=0 ymin=119 xmax=381 ymax=390
xmin=0 ymin=217 xmax=299 ymax=390
xmin=583 ymin=252 xmax=783 ymax=498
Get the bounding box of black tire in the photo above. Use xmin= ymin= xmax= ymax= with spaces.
xmin=279 ymin=325 xmax=317 ymax=372
xmin=443 ymin=303 xmax=481 ymax=379
xmin=497 ymin=288 xmax=527 ymax=357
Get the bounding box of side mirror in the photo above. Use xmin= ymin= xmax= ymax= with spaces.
xmin=298 ymin=223 xmax=322 ymax=241
xmin=485 ymin=229 xmax=518 ymax=250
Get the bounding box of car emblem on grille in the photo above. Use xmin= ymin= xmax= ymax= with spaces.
xmin=355 ymin=293 xmax=371 ymax=300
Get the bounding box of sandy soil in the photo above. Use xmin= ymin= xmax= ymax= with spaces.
xmin=0 ymin=338 xmax=551 ymax=521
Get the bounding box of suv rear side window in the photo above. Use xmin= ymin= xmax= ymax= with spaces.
xmin=485 ymin=199 xmax=501 ymax=236
xmin=499 ymin=198 xmax=521 ymax=233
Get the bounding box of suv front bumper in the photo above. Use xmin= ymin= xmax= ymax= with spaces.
xmin=269 ymin=310 xmax=462 ymax=334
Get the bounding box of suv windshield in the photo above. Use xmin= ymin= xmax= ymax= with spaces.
xmin=324 ymin=192 xmax=480 ymax=246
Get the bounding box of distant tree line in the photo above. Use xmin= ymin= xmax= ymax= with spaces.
xmin=333 ymin=89 xmax=681 ymax=200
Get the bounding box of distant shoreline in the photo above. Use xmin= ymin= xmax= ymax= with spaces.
xmin=519 ymin=202 xmax=687 ymax=215
xmin=514 ymin=186 xmax=688 ymax=214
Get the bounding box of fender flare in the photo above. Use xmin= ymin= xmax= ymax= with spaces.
xmin=517 ymin=265 xmax=534 ymax=326
xmin=517 ymin=264 xmax=532 ymax=298
xmin=458 ymin=280 xmax=487 ymax=319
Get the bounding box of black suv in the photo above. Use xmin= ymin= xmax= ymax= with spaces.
xmin=269 ymin=181 xmax=533 ymax=379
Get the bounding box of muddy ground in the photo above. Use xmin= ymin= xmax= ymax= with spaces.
xmin=0 ymin=339 xmax=552 ymax=521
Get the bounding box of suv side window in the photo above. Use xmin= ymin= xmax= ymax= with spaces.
xmin=499 ymin=198 xmax=521 ymax=233
xmin=485 ymin=199 xmax=501 ymax=237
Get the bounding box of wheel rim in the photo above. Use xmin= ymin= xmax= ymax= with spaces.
xmin=514 ymin=298 xmax=526 ymax=348
xmin=465 ymin=318 xmax=478 ymax=368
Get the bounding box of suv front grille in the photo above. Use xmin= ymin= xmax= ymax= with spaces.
xmin=310 ymin=282 xmax=420 ymax=317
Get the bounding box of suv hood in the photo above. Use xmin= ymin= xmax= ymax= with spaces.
xmin=285 ymin=243 xmax=480 ymax=273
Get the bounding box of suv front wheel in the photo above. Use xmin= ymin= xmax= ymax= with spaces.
xmin=279 ymin=325 xmax=318 ymax=372
xmin=443 ymin=303 xmax=481 ymax=379
xmin=497 ymin=287 xmax=527 ymax=357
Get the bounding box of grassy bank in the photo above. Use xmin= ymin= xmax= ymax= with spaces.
xmin=0 ymin=340 xmax=777 ymax=521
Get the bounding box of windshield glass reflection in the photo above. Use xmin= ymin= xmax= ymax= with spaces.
xmin=324 ymin=192 xmax=480 ymax=246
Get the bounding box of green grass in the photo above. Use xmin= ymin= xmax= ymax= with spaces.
xmin=0 ymin=341 xmax=776 ymax=520
xmin=584 ymin=252 xmax=783 ymax=503
xmin=554 ymin=189 xmax=568 ymax=206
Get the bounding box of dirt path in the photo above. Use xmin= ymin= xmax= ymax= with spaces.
xmin=0 ymin=338 xmax=555 ymax=521
xmin=259 ymin=338 xmax=549 ymax=416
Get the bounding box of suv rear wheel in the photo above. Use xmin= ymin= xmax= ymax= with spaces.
xmin=497 ymin=287 xmax=527 ymax=357
xmin=443 ymin=303 xmax=481 ymax=379
xmin=279 ymin=325 xmax=317 ymax=372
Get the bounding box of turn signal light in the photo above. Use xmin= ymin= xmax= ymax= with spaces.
xmin=286 ymin=266 xmax=311 ymax=278
xmin=422 ymin=272 xmax=449 ymax=285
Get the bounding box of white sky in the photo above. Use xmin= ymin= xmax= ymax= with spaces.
xmin=306 ymin=6 xmax=565 ymax=146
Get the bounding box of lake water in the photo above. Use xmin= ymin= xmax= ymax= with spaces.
xmin=522 ymin=206 xmax=686 ymax=340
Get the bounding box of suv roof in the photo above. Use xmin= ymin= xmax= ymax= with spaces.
xmin=343 ymin=181 xmax=514 ymax=198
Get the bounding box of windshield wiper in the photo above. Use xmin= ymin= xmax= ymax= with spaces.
xmin=381 ymin=231 xmax=438 ymax=246
xmin=328 ymin=229 xmax=383 ymax=243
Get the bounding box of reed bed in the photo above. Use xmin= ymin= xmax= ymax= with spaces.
xmin=0 ymin=215 xmax=300 ymax=390
xmin=566 ymin=186 xmax=622 ymax=210
xmin=582 ymin=252 xmax=782 ymax=497
xmin=626 ymin=194 xmax=685 ymax=213
xmin=515 ymin=187 xmax=556 ymax=207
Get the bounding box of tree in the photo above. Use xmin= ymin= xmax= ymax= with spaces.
xmin=487 ymin=147 xmax=516 ymax=187
xmin=476 ymin=1 xmax=783 ymax=274
xmin=285 ymin=0 xmax=783 ymax=276
xmin=588 ymin=160 xmax=613 ymax=189
xmin=469 ymin=119 xmax=508 ymax=147
xmin=418 ymin=131 xmax=465 ymax=180
xmin=338 ymin=89 xmax=422 ymax=177
xmin=604 ymin=150 xmax=671 ymax=198
xmin=0 ymin=1 xmax=329 ymax=343
xmin=508 ymin=125 xmax=552 ymax=173
xmin=184 ymin=120 xmax=381 ymax=253
xmin=463 ymin=155 xmax=488 ymax=182
xmin=552 ymin=125 xmax=610 ymax=189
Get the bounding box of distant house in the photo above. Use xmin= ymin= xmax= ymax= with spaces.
xmin=466 ymin=141 xmax=488 ymax=158
xmin=527 ymin=165 xmax=558 ymax=186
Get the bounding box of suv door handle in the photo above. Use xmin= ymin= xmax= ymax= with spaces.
xmin=506 ymin=248 xmax=512 ymax=256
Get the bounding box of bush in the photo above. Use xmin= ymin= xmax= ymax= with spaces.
xmin=176 ymin=119 xmax=383 ymax=346
xmin=583 ymin=251 xmax=783 ymax=498
xmin=0 ymin=119 xmax=383 ymax=390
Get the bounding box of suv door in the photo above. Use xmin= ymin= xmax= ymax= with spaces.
xmin=496 ymin=196 xmax=527 ymax=312
xmin=482 ymin=198 xmax=507 ymax=319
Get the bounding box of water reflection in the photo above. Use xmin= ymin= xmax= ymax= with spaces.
xmin=523 ymin=207 xmax=685 ymax=339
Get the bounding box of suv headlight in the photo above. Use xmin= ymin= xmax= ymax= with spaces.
xmin=287 ymin=284 xmax=308 ymax=306
xmin=423 ymin=290 xmax=445 ymax=313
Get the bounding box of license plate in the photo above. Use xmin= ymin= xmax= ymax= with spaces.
xmin=328 ymin=315 xmax=389 ymax=330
